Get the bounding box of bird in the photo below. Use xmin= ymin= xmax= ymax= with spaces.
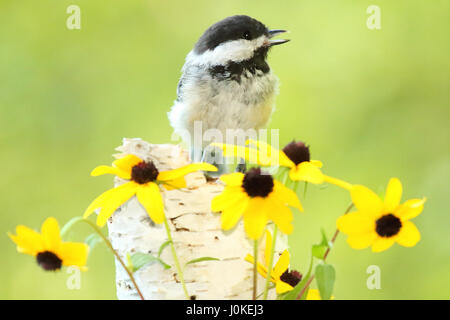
xmin=168 ymin=15 xmax=289 ymax=172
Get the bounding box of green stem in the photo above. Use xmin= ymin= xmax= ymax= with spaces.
xmin=61 ymin=216 xmax=145 ymax=300
xmin=296 ymin=203 xmax=354 ymax=300
xmin=261 ymin=169 xmax=288 ymax=299
xmin=252 ymin=239 xmax=258 ymax=300
xmin=262 ymin=225 xmax=278 ymax=300
xmin=163 ymin=215 xmax=190 ymax=300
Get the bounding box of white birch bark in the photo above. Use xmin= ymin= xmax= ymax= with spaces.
xmin=107 ymin=138 xmax=288 ymax=300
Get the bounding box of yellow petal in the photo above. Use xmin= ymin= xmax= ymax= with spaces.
xmin=396 ymin=198 xmax=426 ymax=221
xmin=272 ymin=180 xmax=303 ymax=211
xmin=157 ymin=163 xmax=217 ymax=181
xmin=136 ymin=182 xmax=165 ymax=224
xmin=396 ymin=221 xmax=421 ymax=247
xmin=220 ymin=196 xmax=249 ymax=230
xmin=384 ymin=178 xmax=402 ymax=212
xmin=371 ymin=237 xmax=395 ymax=252
xmin=244 ymin=253 xmax=253 ymax=264
xmin=336 ymin=212 xmax=375 ymax=235
xmin=323 ymin=175 xmax=353 ymax=191
xmin=211 ymin=186 xmax=244 ymax=212
xmin=289 ymin=162 xmax=324 ymax=184
xmin=305 ymin=289 xmax=335 ymax=300
xmin=96 ymin=182 xmax=138 ymax=227
xmin=84 ymin=182 xmax=136 ymax=219
xmin=84 ymin=187 xmax=117 ymax=219
xmin=41 ymin=217 xmax=62 ymax=252
xmin=276 ymin=280 xmax=294 ymax=294
xmin=243 ymin=198 xmax=269 ymax=240
xmin=350 ymin=185 xmax=384 ymax=218
xmin=8 ymin=226 xmax=44 ymax=256
xmin=310 ymin=160 xmax=323 ymax=168
xmin=212 ymin=143 xmax=249 ymax=158
xmin=346 ymin=232 xmax=377 ymax=249
xmin=162 ymin=176 xmax=187 ymax=190
xmin=213 ymin=143 xmax=269 ymax=166
xmin=275 ymin=151 xmax=295 ymax=168
xmin=90 ymin=165 xmax=130 ymax=180
xmin=272 ymin=250 xmax=290 ymax=279
xmin=59 ymin=242 xmax=89 ymax=268
xmin=267 ymin=199 xmax=294 ymax=235
xmin=219 ymin=172 xmax=244 ymax=187
xmin=245 ymin=254 xmax=269 ymax=279
xmin=113 ymin=154 xmax=142 ymax=173
xmin=246 ymin=139 xmax=295 ymax=168
xmin=236 ymin=145 xmax=264 ymax=165
xmin=306 ymin=289 xmax=321 ymax=300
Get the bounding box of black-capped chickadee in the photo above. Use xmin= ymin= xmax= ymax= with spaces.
xmin=168 ymin=15 xmax=289 ymax=168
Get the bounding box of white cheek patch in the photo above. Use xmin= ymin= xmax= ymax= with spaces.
xmin=187 ymin=34 xmax=268 ymax=66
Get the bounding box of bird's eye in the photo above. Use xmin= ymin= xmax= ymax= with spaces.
xmin=242 ymin=31 xmax=251 ymax=40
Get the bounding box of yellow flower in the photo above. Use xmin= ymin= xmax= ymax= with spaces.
xmin=213 ymin=139 xmax=325 ymax=184
xmin=337 ymin=178 xmax=426 ymax=252
xmin=8 ymin=217 xmax=89 ymax=271
xmin=245 ymin=230 xmax=301 ymax=294
xmin=84 ymin=154 xmax=217 ymax=226
xmin=212 ymin=168 xmax=302 ymax=240
xmin=306 ymin=289 xmax=335 ymax=300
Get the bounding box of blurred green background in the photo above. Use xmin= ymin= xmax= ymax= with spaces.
xmin=1 ymin=0 xmax=449 ymax=299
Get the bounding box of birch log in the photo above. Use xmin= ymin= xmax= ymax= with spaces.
xmin=107 ymin=138 xmax=288 ymax=300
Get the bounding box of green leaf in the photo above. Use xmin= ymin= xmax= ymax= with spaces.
xmin=315 ymin=264 xmax=335 ymax=300
xmin=128 ymin=252 xmax=171 ymax=272
xmin=312 ymin=228 xmax=330 ymax=260
xmin=157 ymin=240 xmax=172 ymax=258
xmin=85 ymin=233 xmax=103 ymax=251
xmin=185 ymin=257 xmax=220 ymax=266
xmin=282 ymin=256 xmax=314 ymax=300
xmin=276 ymin=291 xmax=290 ymax=300
xmin=311 ymin=245 xmax=327 ymax=260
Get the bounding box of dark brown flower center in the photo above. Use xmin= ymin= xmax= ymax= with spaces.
xmin=280 ymin=269 xmax=302 ymax=287
xmin=282 ymin=141 xmax=310 ymax=165
xmin=242 ymin=168 xmax=274 ymax=198
xmin=36 ymin=251 xmax=62 ymax=271
xmin=131 ymin=161 xmax=159 ymax=184
xmin=376 ymin=214 xmax=402 ymax=237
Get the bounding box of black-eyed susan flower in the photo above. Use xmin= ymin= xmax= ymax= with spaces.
xmin=213 ymin=139 xmax=325 ymax=184
xmin=213 ymin=140 xmax=355 ymax=190
xmin=337 ymin=178 xmax=426 ymax=252
xmin=245 ymin=231 xmax=301 ymax=294
xmin=8 ymin=217 xmax=89 ymax=271
xmin=84 ymin=154 xmax=217 ymax=226
xmin=212 ymin=168 xmax=302 ymax=240
xmin=276 ymin=140 xmax=325 ymax=184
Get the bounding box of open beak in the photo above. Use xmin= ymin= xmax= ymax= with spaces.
xmin=268 ymin=29 xmax=290 ymax=46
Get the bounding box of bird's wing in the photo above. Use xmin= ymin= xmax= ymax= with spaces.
xmin=176 ymin=75 xmax=185 ymax=102
xmin=176 ymin=62 xmax=195 ymax=103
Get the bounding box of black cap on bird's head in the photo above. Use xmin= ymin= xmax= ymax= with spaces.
xmin=194 ymin=15 xmax=289 ymax=55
